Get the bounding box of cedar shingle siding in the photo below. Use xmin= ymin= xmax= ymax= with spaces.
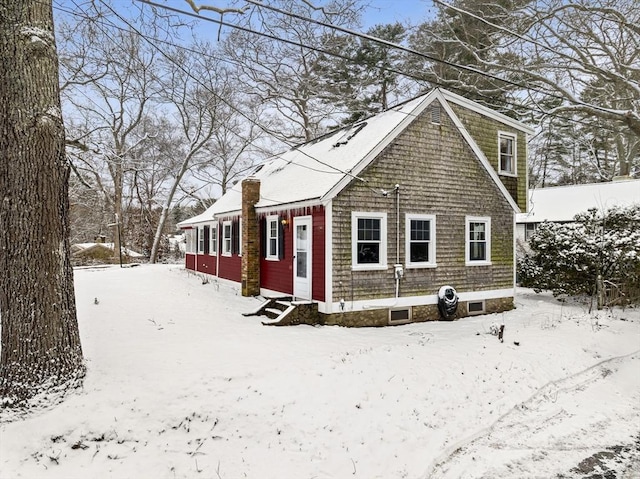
xmin=449 ymin=103 xmax=527 ymax=210
xmin=331 ymin=100 xmax=514 ymax=303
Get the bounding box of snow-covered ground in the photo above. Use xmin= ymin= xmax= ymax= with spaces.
xmin=1 ymin=264 xmax=639 ymax=479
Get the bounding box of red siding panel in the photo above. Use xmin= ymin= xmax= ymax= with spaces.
xmin=195 ymin=254 xmax=217 ymax=276
xmin=260 ymin=206 xmax=326 ymax=301
xmin=261 ymin=217 xmax=294 ymax=294
xmin=185 ymin=253 xmax=195 ymax=271
xmin=218 ymin=254 xmax=241 ymax=282
xmin=186 ymin=254 xmax=217 ymax=276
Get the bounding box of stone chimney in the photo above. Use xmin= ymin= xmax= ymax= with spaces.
xmin=241 ymin=177 xmax=261 ymax=297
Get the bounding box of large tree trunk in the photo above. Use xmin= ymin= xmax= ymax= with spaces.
xmin=0 ymin=0 xmax=84 ymax=406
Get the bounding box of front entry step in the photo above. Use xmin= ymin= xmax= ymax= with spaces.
xmin=243 ymin=296 xmax=320 ymax=326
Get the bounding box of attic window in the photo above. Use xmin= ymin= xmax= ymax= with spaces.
xmin=499 ymin=132 xmax=517 ymax=175
xmin=333 ymin=122 xmax=367 ymax=148
xmin=431 ymin=103 xmax=441 ymax=124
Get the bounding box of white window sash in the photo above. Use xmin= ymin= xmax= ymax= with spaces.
xmin=222 ymin=221 xmax=232 ymax=256
xmin=197 ymin=226 xmax=205 ymax=254
xmin=351 ymin=212 xmax=387 ymax=271
xmin=209 ymin=223 xmax=217 ymax=255
xmin=405 ymin=214 xmax=437 ymax=268
xmin=465 ymin=216 xmax=491 ymax=266
xmin=498 ymin=131 xmax=517 ymax=176
xmin=266 ymin=215 xmax=279 ymax=260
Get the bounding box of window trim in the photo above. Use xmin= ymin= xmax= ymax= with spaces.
xmin=222 ymin=220 xmax=232 ymax=257
xmin=185 ymin=229 xmax=196 ymax=254
xmin=197 ymin=225 xmax=205 ymax=254
xmin=405 ymin=214 xmax=437 ymax=269
xmin=465 ymin=216 xmax=491 ymax=266
xmin=351 ymin=212 xmax=387 ymax=271
xmin=498 ymin=131 xmax=517 ymax=177
xmin=209 ymin=222 xmax=217 ymax=256
xmin=266 ymin=215 xmax=279 ymax=261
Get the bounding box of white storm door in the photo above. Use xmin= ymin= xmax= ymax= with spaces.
xmin=293 ymin=216 xmax=312 ymax=300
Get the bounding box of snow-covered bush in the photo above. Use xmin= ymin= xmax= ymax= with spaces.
xmin=518 ymin=204 xmax=640 ymax=301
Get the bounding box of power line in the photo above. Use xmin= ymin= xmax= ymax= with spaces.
xmin=133 ymin=0 xmax=623 ymax=133
xmin=54 ymin=0 xmax=593 ymax=132
xmin=54 ymin=0 xmax=376 ymax=194
xmin=55 ymin=0 xmax=627 ymax=187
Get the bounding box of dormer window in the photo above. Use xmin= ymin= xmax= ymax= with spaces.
xmin=499 ymin=132 xmax=517 ymax=175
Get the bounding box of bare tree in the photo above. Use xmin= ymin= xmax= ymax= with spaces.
xmin=148 ymin=46 xmax=254 ymax=263
xmin=223 ymin=0 xmax=365 ymax=142
xmin=58 ymin=2 xmax=164 ymax=260
xmin=1 ymin=0 xmax=84 ymax=406
xmin=430 ymin=0 xmax=640 ymax=177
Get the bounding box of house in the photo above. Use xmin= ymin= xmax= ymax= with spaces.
xmin=178 ymin=88 xmax=534 ymax=326
xmin=71 ymin=241 xmax=144 ymax=266
xmin=516 ymin=178 xmax=640 ymax=244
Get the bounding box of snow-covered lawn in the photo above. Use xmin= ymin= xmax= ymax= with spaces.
xmin=1 ymin=264 xmax=639 ymax=479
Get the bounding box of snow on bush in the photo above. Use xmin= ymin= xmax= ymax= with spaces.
xmin=518 ymin=204 xmax=640 ymax=300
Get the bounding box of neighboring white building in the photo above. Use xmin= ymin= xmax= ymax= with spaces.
xmin=516 ymin=178 xmax=640 ymax=244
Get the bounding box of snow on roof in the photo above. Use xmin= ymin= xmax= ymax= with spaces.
xmin=72 ymin=242 xmax=145 ymax=257
xmin=516 ymin=179 xmax=640 ymax=223
xmin=180 ymin=88 xmax=534 ymax=226
xmin=204 ymin=94 xmax=431 ymax=219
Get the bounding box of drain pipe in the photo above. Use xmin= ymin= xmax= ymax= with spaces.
xmin=395 ymin=184 xmax=400 ymax=264
xmin=393 ymin=184 xmax=403 ymax=298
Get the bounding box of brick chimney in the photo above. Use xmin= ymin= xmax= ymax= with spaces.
xmin=241 ymin=177 xmax=261 ymax=296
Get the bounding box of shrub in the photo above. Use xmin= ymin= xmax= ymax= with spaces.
xmin=518 ymin=204 xmax=640 ymax=301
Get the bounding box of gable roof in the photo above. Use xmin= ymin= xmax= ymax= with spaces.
xmin=516 ymin=179 xmax=640 ymax=223
xmin=179 ymin=88 xmax=533 ymax=227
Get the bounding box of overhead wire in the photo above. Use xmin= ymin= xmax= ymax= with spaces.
xmin=54 ymin=0 xmax=608 ymax=134
xmin=53 ymin=0 xmax=381 ymax=205
xmin=53 ymin=0 xmax=627 ymax=200
xmin=133 ymin=0 xmax=625 ymax=133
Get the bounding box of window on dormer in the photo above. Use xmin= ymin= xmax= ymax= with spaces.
xmin=499 ymin=132 xmax=516 ymax=175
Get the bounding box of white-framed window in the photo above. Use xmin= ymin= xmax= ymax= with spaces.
xmin=352 ymin=212 xmax=387 ymax=270
xmin=197 ymin=225 xmax=205 ymax=254
xmin=466 ymin=216 xmax=491 ymax=265
xmin=524 ymin=223 xmax=537 ymax=241
xmin=405 ymin=214 xmax=436 ymax=268
xmin=498 ymin=132 xmax=517 ymax=176
xmin=238 ymin=218 xmax=242 ymax=256
xmin=185 ymin=229 xmax=195 ymax=253
xmin=209 ymin=223 xmax=217 ymax=255
xmin=222 ymin=221 xmax=232 ymax=256
xmin=266 ymin=215 xmax=279 ymax=260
